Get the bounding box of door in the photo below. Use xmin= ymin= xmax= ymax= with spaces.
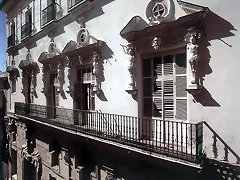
xmin=74 ymin=83 xmax=91 ymax=125
xmin=47 ymin=73 xmax=57 ymax=119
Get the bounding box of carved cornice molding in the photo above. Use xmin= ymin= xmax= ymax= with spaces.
xmin=121 ymin=10 xmax=209 ymax=54
xmin=66 ymin=41 xmax=105 ymax=95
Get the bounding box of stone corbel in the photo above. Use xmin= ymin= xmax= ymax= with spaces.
xmin=185 ymin=27 xmax=203 ymax=95
xmin=92 ymin=51 xmax=102 ymax=94
xmin=121 ymin=42 xmax=138 ymax=95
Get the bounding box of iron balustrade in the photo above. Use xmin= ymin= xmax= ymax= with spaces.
xmin=21 ymin=22 xmax=32 ymax=40
xmin=14 ymin=102 xmax=203 ymax=163
xmin=42 ymin=3 xmax=63 ymax=26
xmin=7 ymin=34 xmax=15 ymax=48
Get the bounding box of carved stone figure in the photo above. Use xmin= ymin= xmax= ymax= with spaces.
xmin=152 ymin=37 xmax=162 ymax=49
xmin=186 ymin=30 xmax=201 ymax=84
xmin=121 ymin=43 xmax=136 ymax=90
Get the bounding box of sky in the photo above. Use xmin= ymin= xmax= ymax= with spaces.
xmin=0 ymin=0 xmax=6 ymax=72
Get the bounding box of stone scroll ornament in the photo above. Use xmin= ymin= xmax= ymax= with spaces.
xmin=185 ymin=29 xmax=201 ymax=85
xmin=121 ymin=43 xmax=137 ymax=91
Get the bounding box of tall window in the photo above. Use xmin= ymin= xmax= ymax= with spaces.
xmin=74 ymin=67 xmax=95 ymax=110
xmin=142 ymin=52 xmax=187 ymax=121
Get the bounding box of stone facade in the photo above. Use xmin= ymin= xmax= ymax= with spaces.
xmin=5 ymin=116 xmax=205 ymax=180
xmin=1 ymin=0 xmax=240 ymax=179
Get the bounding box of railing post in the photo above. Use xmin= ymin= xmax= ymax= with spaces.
xmin=195 ymin=122 xmax=203 ymax=163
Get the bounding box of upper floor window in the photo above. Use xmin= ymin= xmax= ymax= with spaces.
xmin=21 ymin=8 xmax=32 ymax=40
xmin=142 ymin=52 xmax=187 ymax=121
xmin=42 ymin=0 xmax=63 ymax=26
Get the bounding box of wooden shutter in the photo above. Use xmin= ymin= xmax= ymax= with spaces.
xmin=153 ymin=80 xmax=162 ymax=118
xmin=175 ymin=52 xmax=187 ymax=121
xmin=163 ymin=55 xmax=173 ymax=75
xmin=74 ymin=83 xmax=82 ymax=110
xmin=163 ymin=80 xmax=174 ymax=119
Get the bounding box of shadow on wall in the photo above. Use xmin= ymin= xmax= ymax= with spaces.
xmin=195 ymin=11 xmax=237 ymax=107
xmin=200 ymin=158 xmax=240 ymax=180
xmin=85 ymin=0 xmax=115 ymax=22
xmin=96 ymin=44 xmax=114 ymax=102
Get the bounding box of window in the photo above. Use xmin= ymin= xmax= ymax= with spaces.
xmin=142 ymin=52 xmax=187 ymax=121
xmin=50 ymin=139 xmax=61 ymax=168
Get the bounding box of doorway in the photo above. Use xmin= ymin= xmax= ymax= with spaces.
xmin=74 ymin=67 xmax=94 ymax=125
xmin=47 ymin=73 xmax=57 ymax=119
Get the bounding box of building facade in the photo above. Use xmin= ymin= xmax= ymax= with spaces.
xmin=1 ymin=0 xmax=240 ymax=179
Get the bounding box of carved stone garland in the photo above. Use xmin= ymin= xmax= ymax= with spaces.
xmin=92 ymin=51 xmax=102 ymax=94
xmin=19 ymin=51 xmax=38 ymax=101
xmin=121 ymin=43 xmax=137 ymax=94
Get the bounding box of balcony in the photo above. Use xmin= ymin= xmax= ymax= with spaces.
xmin=7 ymin=34 xmax=15 ymax=48
xmin=14 ymin=102 xmax=203 ymax=163
xmin=41 ymin=2 xmax=63 ymax=31
xmin=21 ymin=22 xmax=32 ymax=40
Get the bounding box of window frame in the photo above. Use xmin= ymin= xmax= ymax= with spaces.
xmin=141 ymin=49 xmax=188 ymax=121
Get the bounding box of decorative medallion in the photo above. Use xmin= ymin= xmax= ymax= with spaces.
xmin=146 ymin=0 xmax=174 ymax=26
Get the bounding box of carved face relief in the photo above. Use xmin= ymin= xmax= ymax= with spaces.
xmin=93 ymin=51 xmax=101 ymax=62
xmin=152 ymin=37 xmax=161 ymax=49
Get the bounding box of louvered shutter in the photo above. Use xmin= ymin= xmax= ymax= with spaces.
xmin=163 ymin=80 xmax=174 ymax=119
xmin=162 ymin=55 xmax=174 ymax=120
xmin=175 ymin=53 xmax=187 ymax=121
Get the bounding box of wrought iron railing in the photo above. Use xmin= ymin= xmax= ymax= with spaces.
xmin=7 ymin=34 xmax=15 ymax=48
xmin=42 ymin=3 xmax=63 ymax=26
xmin=68 ymin=0 xmax=87 ymax=9
xmin=14 ymin=102 xmax=203 ymax=163
xmin=21 ymin=22 xmax=32 ymax=40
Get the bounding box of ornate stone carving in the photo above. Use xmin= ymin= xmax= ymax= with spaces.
xmin=146 ymin=0 xmax=174 ymax=26
xmin=19 ymin=50 xmax=39 ymax=101
xmin=77 ymin=22 xmax=90 ymax=48
xmin=152 ymin=37 xmax=162 ymax=49
xmin=185 ymin=28 xmax=202 ymax=89
xmin=38 ymin=38 xmax=67 ymax=95
xmin=21 ymin=144 xmax=41 ymax=172
xmin=121 ymin=43 xmax=137 ymax=94
xmin=7 ymin=57 xmax=19 ymax=81
xmin=92 ymin=51 xmax=101 ymax=94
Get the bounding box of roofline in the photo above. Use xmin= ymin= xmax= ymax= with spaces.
xmin=0 ymin=0 xmax=8 ymax=11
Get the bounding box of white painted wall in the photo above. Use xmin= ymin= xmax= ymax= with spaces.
xmin=4 ymin=0 xmax=240 ymax=163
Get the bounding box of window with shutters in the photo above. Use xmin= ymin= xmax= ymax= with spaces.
xmin=142 ymin=52 xmax=187 ymax=121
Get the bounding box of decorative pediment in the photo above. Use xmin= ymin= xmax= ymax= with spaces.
xmin=120 ymin=16 xmax=149 ymax=36
xmin=19 ymin=51 xmax=38 ymax=71
xmin=66 ymin=40 xmax=105 ymax=61
xmin=62 ymin=40 xmax=77 ymax=53
xmin=120 ymin=9 xmax=209 ymax=52
xmin=177 ymin=0 xmax=208 ymax=15
xmin=38 ymin=39 xmax=62 ymax=65
xmin=7 ymin=58 xmax=19 ymax=80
